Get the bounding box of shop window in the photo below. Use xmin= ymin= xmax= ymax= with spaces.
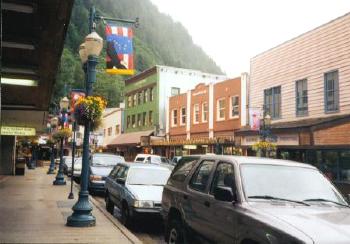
xmin=172 ymin=109 xmax=178 ymax=127
xmin=108 ymin=127 xmax=112 ymax=136
xmin=264 ymin=86 xmax=281 ymax=119
xmin=340 ymin=151 xmax=350 ymax=182
xmin=217 ymin=98 xmax=225 ymax=121
xmin=202 ymin=102 xmax=208 ymax=122
xmin=230 ymin=96 xmax=239 ymax=118
xmin=193 ymin=104 xmax=199 ymax=124
xmin=296 ymin=79 xmax=308 ymax=116
xmin=324 ymin=70 xmax=339 ymax=113
xmin=171 ymin=87 xmax=180 ymax=96
xmin=149 ymin=111 xmax=153 ymax=125
xmin=137 ymin=113 xmax=141 ymax=127
xmin=181 ymin=107 xmax=186 ymax=125
xmin=115 ymin=125 xmax=120 ymax=135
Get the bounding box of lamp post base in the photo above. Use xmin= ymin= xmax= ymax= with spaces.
xmin=66 ymin=191 xmax=96 ymax=227
xmin=53 ymin=173 xmax=66 ymax=185
xmin=68 ymin=192 xmax=74 ymax=199
xmin=47 ymin=169 xmax=55 ymax=174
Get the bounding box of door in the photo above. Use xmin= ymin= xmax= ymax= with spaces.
xmin=208 ymin=162 xmax=237 ymax=243
xmin=112 ymin=165 xmax=129 ymax=208
xmin=185 ymin=160 xmax=215 ymax=241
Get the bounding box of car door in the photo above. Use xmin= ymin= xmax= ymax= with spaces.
xmin=184 ymin=160 xmax=216 ymax=241
xmin=207 ymin=161 xmax=237 ymax=243
xmin=113 ymin=165 xmax=129 ymax=208
xmin=107 ymin=165 xmax=121 ymax=204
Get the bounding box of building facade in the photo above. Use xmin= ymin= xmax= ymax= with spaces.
xmin=108 ymin=65 xmax=227 ymax=160
xmin=236 ymin=13 xmax=350 ymax=192
xmin=157 ymin=74 xmax=248 ymax=157
xmin=101 ymin=107 xmax=124 ymax=148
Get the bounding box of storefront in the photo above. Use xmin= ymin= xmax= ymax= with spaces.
xmin=235 ymin=115 xmax=350 ymax=194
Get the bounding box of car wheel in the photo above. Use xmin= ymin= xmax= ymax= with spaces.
xmin=105 ymin=193 xmax=114 ymax=215
xmin=167 ymin=218 xmax=186 ymax=244
xmin=121 ymin=203 xmax=132 ymax=227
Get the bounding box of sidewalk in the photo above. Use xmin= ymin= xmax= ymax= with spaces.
xmin=0 ymin=167 xmax=141 ymax=244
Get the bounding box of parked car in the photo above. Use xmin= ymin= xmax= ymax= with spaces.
xmin=134 ymin=154 xmax=174 ymax=170
xmin=62 ymin=156 xmax=73 ymax=175
xmin=170 ymin=156 xmax=182 ymax=165
xmin=88 ymin=154 xmax=125 ymax=194
xmin=105 ymin=162 xmax=172 ymax=227
xmin=162 ymin=155 xmax=350 ymax=244
xmin=72 ymin=157 xmax=82 ymax=183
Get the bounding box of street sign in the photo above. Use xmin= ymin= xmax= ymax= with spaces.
xmin=1 ymin=126 xmax=36 ymax=136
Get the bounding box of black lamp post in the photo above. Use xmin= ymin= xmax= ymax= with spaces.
xmin=67 ymin=12 xmax=103 ymax=227
xmin=47 ymin=117 xmax=58 ymax=174
xmin=259 ymin=106 xmax=272 ymax=157
xmin=53 ymin=97 xmax=69 ymax=185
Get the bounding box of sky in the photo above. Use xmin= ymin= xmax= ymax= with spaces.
xmin=149 ymin=0 xmax=350 ymax=77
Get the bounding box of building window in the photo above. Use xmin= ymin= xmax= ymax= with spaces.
xmin=133 ymin=94 xmax=137 ymax=107
xmin=193 ymin=104 xmax=199 ymax=124
xmin=127 ymin=96 xmax=132 ymax=108
xmin=296 ymin=79 xmax=308 ymax=116
xmin=202 ymin=102 xmax=208 ymax=122
xmin=149 ymin=111 xmax=153 ymax=125
xmin=137 ymin=113 xmax=142 ymax=127
xmin=150 ymin=87 xmax=154 ymax=102
xmin=230 ymin=96 xmax=239 ymax=118
xmin=172 ymin=109 xmax=178 ymax=127
xmin=324 ymin=70 xmax=339 ymax=112
xmin=115 ymin=125 xmax=120 ymax=135
xmin=181 ymin=107 xmax=186 ymax=125
xmin=127 ymin=116 xmax=130 ymax=128
xmin=138 ymin=92 xmax=142 ymax=105
xmin=217 ymin=98 xmax=226 ymax=121
xmin=144 ymin=89 xmax=148 ymax=103
xmin=142 ymin=112 xmax=147 ymax=126
xmin=108 ymin=127 xmax=112 ymax=136
xmin=264 ymin=86 xmax=281 ymax=119
xmin=171 ymin=87 xmax=180 ymax=96
xmin=103 ymin=129 xmax=106 ymax=136
xmin=132 ymin=115 xmax=136 ymax=128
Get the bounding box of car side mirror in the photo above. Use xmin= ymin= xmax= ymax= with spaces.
xmin=116 ymin=178 xmax=125 ymax=185
xmin=214 ymin=186 xmax=236 ymax=202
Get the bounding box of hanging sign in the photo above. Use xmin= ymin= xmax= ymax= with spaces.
xmin=70 ymin=89 xmax=86 ymax=120
xmin=249 ymin=108 xmax=262 ymax=131
xmin=1 ymin=126 xmax=36 ymax=136
xmin=105 ymin=23 xmax=135 ymax=75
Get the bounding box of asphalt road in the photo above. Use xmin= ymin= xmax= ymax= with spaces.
xmin=93 ymin=196 xmax=166 ymax=244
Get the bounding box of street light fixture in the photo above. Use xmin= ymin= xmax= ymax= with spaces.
xmin=67 ymin=29 xmax=102 ymax=227
xmin=53 ymin=97 xmax=69 ymax=185
xmin=259 ymin=107 xmax=272 ymax=157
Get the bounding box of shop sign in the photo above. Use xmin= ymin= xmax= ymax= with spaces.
xmin=242 ymin=136 xmax=259 ymax=146
xmin=1 ymin=126 xmax=36 ymax=136
xmin=276 ymin=134 xmax=299 ymax=146
xmin=184 ymin=145 xmax=197 ymax=150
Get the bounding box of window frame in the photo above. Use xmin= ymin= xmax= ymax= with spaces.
xmin=295 ymin=79 xmax=308 ymax=117
xmin=193 ymin=104 xmax=200 ymax=124
xmin=115 ymin=124 xmax=120 ymax=135
xmin=180 ymin=107 xmax=186 ymax=126
xmin=188 ymin=160 xmax=215 ymax=193
xmin=107 ymin=127 xmax=112 ymax=136
xmin=217 ymin=98 xmax=226 ymax=121
xmin=264 ymin=86 xmax=281 ymax=119
xmin=202 ymin=102 xmax=208 ymax=122
xmin=132 ymin=114 xmax=136 ymax=128
xmin=324 ymin=70 xmax=339 ymax=113
xmin=171 ymin=87 xmax=180 ymax=96
xmin=172 ymin=109 xmax=178 ymax=127
xmin=230 ymin=95 xmax=239 ymax=118
xmin=148 ymin=111 xmax=153 ymax=125
xmin=209 ymin=161 xmax=235 ymax=195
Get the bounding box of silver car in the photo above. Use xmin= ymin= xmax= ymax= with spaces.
xmin=105 ymin=162 xmax=172 ymax=227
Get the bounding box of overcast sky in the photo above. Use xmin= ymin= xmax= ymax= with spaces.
xmin=149 ymin=0 xmax=350 ymax=77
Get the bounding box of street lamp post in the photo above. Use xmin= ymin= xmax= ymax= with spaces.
xmin=47 ymin=117 xmax=58 ymax=174
xmin=68 ymin=121 xmax=77 ymax=199
xmin=259 ymin=106 xmax=272 ymax=157
xmin=53 ymin=97 xmax=69 ymax=185
xmin=67 ymin=18 xmax=103 ymax=227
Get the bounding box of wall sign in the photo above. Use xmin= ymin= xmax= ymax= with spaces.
xmin=1 ymin=126 xmax=36 ymax=136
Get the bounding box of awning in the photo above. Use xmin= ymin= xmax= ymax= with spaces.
xmin=107 ymin=130 xmax=154 ymax=147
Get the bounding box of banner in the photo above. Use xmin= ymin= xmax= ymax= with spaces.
xmin=249 ymin=108 xmax=262 ymax=131
xmin=105 ymin=23 xmax=135 ymax=75
xmin=70 ymin=89 xmax=86 ymax=120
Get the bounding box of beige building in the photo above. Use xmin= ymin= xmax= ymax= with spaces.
xmin=101 ymin=106 xmax=124 ymax=147
xmin=236 ymin=12 xmax=350 ymax=193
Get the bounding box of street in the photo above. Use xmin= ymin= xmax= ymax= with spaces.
xmin=93 ymin=196 xmax=166 ymax=244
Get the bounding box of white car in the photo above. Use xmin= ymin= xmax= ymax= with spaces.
xmin=134 ymin=154 xmax=170 ymax=164
xmin=105 ymin=163 xmax=172 ymax=226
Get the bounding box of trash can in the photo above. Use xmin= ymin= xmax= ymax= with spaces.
xmin=15 ymin=157 xmax=26 ymax=175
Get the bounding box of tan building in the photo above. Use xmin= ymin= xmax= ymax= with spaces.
xmin=154 ymin=74 xmax=248 ymax=157
xmin=101 ymin=106 xmax=124 ymax=148
xmin=236 ymin=13 xmax=350 ymax=192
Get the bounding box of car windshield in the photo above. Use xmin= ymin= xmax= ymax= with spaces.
xmin=135 ymin=157 xmax=145 ymax=162
xmin=92 ymin=156 xmax=123 ymax=167
xmin=241 ymin=164 xmax=347 ymax=205
xmin=127 ymin=168 xmax=171 ymax=185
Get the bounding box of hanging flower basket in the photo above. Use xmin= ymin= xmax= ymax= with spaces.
xmin=53 ymin=128 xmax=72 ymax=140
xmin=74 ymin=96 xmax=107 ymax=126
xmin=46 ymin=138 xmax=57 ymax=146
xmin=252 ymin=141 xmax=277 ymax=152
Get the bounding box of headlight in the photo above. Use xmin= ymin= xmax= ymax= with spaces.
xmin=90 ymin=175 xmax=102 ymax=181
xmin=133 ymin=200 xmax=154 ymax=208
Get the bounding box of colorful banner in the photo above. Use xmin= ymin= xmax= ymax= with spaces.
xmin=249 ymin=108 xmax=262 ymax=131
xmin=70 ymin=89 xmax=86 ymax=120
xmin=105 ymin=23 xmax=135 ymax=75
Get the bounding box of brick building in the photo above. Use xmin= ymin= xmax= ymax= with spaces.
xmin=154 ymin=74 xmax=248 ymax=157
xmin=235 ymin=13 xmax=350 ymax=193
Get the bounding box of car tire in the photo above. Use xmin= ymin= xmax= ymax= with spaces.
xmin=105 ymin=193 xmax=114 ymax=215
xmin=121 ymin=203 xmax=133 ymax=228
xmin=167 ymin=218 xmax=186 ymax=244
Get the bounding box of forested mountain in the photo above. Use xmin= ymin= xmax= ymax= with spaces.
xmin=50 ymin=0 xmax=223 ymax=112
